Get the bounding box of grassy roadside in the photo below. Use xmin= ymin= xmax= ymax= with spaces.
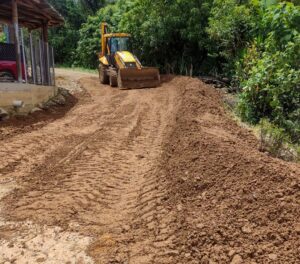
xmin=223 ymin=92 xmax=300 ymax=163
xmin=56 ymin=65 xmax=98 ymax=75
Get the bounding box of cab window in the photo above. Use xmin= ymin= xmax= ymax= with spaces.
xmin=109 ymin=37 xmax=130 ymax=53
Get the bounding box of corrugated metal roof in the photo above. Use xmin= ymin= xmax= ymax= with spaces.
xmin=0 ymin=0 xmax=64 ymax=29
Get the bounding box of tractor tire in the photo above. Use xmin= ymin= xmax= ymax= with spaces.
xmin=109 ymin=74 xmax=118 ymax=87
xmin=117 ymin=71 xmax=123 ymax=88
xmin=99 ymin=64 xmax=109 ymax=84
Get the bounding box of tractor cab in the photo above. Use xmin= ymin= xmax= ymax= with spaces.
xmin=108 ymin=37 xmax=131 ymax=54
xmin=102 ymin=32 xmax=133 ymax=66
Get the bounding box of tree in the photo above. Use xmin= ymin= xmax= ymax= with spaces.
xmin=206 ymin=0 xmax=259 ymax=75
xmin=48 ymin=0 xmax=86 ymax=65
xmin=75 ymin=0 xmax=132 ymax=68
xmin=80 ymin=0 xmax=106 ymax=14
xmin=237 ymin=3 xmax=300 ymax=142
xmin=76 ymin=0 xmax=214 ymax=74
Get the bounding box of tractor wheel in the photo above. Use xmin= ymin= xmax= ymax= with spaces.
xmin=117 ymin=72 xmax=123 ymax=88
xmin=99 ymin=64 xmax=109 ymax=84
xmin=109 ymin=74 xmax=118 ymax=87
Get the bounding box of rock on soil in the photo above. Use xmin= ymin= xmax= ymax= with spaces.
xmin=0 ymin=108 xmax=9 ymax=121
xmin=50 ymin=93 xmax=67 ymax=106
xmin=230 ymin=254 xmax=243 ymax=264
xmin=30 ymin=107 xmax=43 ymax=114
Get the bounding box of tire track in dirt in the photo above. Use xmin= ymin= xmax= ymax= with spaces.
xmin=2 ymin=71 xmax=299 ymax=263
xmin=0 ymin=77 xmax=123 ymax=182
xmin=0 ymin=70 xmax=184 ymax=263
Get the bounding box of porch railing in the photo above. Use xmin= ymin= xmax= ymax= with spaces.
xmin=0 ymin=29 xmax=55 ymax=86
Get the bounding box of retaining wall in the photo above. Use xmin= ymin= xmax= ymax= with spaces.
xmin=0 ymin=83 xmax=58 ymax=114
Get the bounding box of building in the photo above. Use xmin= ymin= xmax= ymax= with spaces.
xmin=0 ymin=0 xmax=64 ymax=115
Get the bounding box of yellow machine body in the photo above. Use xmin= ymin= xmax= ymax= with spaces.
xmin=98 ymin=22 xmax=160 ymax=89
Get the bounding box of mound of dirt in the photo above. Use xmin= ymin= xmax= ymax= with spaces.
xmin=159 ymin=77 xmax=300 ymax=263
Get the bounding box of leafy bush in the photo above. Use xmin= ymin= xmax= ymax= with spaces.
xmin=259 ymin=119 xmax=299 ymax=161
xmin=237 ymin=3 xmax=300 ymax=144
xmin=75 ymin=15 xmax=101 ymax=68
xmin=0 ymin=25 xmax=5 ymax=43
xmin=0 ymin=33 xmax=5 ymax=43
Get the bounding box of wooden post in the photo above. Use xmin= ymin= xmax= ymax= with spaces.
xmin=39 ymin=38 xmax=44 ymax=85
xmin=12 ymin=0 xmax=22 ymax=82
xmin=29 ymin=31 xmax=36 ymax=84
xmin=3 ymin=25 xmax=10 ymax=43
xmin=51 ymin=46 xmax=55 ymax=86
xmin=46 ymin=42 xmax=51 ymax=85
xmin=20 ymin=29 xmax=28 ymax=83
xmin=42 ymin=23 xmax=49 ymax=85
xmin=8 ymin=24 xmax=15 ymax=44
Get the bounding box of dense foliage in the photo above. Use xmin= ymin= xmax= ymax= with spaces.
xmin=48 ymin=0 xmax=300 ymax=146
xmin=119 ymin=0 xmax=213 ymax=74
xmin=76 ymin=0 xmax=214 ymax=73
xmin=206 ymin=0 xmax=259 ymax=74
xmin=237 ymin=3 xmax=300 ymax=143
xmin=48 ymin=0 xmax=106 ymax=65
xmin=75 ymin=0 xmax=132 ymax=68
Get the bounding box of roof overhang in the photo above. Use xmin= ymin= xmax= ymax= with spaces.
xmin=0 ymin=0 xmax=64 ymax=29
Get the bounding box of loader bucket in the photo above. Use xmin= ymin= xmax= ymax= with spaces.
xmin=118 ymin=67 xmax=160 ymax=89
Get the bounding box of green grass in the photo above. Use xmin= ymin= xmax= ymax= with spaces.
xmin=224 ymin=99 xmax=299 ymax=162
xmin=56 ymin=65 xmax=98 ymax=74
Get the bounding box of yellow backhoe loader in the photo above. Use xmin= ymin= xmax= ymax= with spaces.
xmin=98 ymin=23 xmax=160 ymax=89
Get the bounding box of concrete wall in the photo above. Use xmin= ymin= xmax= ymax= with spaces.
xmin=0 ymin=83 xmax=58 ymax=114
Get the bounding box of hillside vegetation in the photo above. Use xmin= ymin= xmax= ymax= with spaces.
xmin=48 ymin=0 xmax=300 ymax=155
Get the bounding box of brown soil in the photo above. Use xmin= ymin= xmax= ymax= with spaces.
xmin=0 ymin=93 xmax=77 ymax=142
xmin=0 ymin=70 xmax=299 ymax=263
xmin=159 ymin=78 xmax=300 ymax=263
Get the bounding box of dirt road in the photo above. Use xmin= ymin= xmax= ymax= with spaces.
xmin=0 ymin=69 xmax=299 ymax=263
xmin=0 ymin=70 xmax=183 ymax=263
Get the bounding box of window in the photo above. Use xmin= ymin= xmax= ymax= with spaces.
xmin=110 ymin=37 xmax=130 ymax=53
